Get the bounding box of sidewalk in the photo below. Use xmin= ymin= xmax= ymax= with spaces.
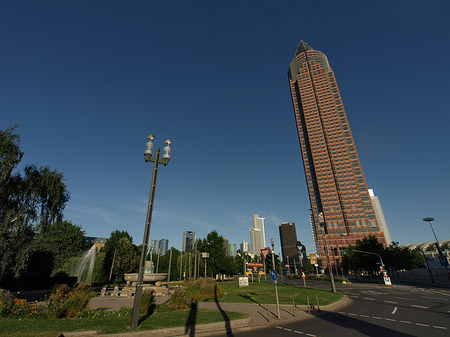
xmin=61 ymin=294 xmax=351 ymax=337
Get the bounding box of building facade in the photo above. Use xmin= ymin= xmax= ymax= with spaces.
xmin=369 ymin=189 xmax=392 ymax=245
xmin=240 ymin=241 xmax=249 ymax=254
xmin=182 ymin=231 xmax=196 ymax=252
xmin=279 ymin=222 xmax=300 ymax=264
xmin=250 ymin=214 xmax=266 ymax=255
xmin=288 ymin=41 xmax=387 ymax=267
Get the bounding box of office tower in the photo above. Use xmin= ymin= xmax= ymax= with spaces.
xmin=288 ymin=41 xmax=386 ymax=267
xmin=249 ymin=214 xmax=267 ymax=255
xmin=240 ymin=241 xmax=249 ymax=254
xmin=182 ymin=231 xmax=196 ymax=252
xmin=279 ymin=222 xmax=300 ymax=264
xmin=159 ymin=239 xmax=169 ymax=256
xmin=229 ymin=244 xmax=237 ymax=257
xmin=368 ymin=189 xmax=392 ymax=245
xmin=223 ymin=237 xmax=230 ymax=256
xmin=149 ymin=239 xmax=160 ymax=254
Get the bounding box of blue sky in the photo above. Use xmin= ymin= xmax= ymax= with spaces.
xmin=1 ymin=1 xmax=449 ymax=252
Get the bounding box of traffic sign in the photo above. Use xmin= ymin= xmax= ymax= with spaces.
xmin=260 ymin=248 xmax=270 ymax=259
xmin=270 ymin=269 xmax=278 ymax=281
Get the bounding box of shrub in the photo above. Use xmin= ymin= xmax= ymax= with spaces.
xmin=0 ymin=290 xmax=15 ymax=317
xmin=184 ymin=278 xmax=224 ymax=302
xmin=46 ymin=283 xmax=93 ymax=318
xmin=140 ymin=289 xmax=155 ymax=315
xmin=165 ymin=287 xmax=191 ymax=311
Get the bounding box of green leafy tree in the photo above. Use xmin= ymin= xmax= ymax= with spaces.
xmin=197 ymin=231 xmax=227 ymax=277
xmin=0 ymin=126 xmax=70 ymax=282
xmin=112 ymin=237 xmax=139 ymax=282
xmin=37 ymin=220 xmax=86 ymax=272
xmin=156 ymin=247 xmax=181 ymax=280
xmin=102 ymin=230 xmax=134 ymax=281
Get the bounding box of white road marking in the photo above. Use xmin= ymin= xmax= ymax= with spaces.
xmin=306 ymin=334 xmax=316 ymax=337
xmin=416 ymin=323 xmax=429 ymax=327
xmin=384 ymin=300 xmax=398 ymax=304
xmin=363 ymin=297 xmax=375 ymax=301
xmin=433 ymin=326 xmax=447 ymax=329
xmin=411 ymin=304 xmax=429 ymax=309
xmin=385 ymin=318 xmax=396 ymax=322
xmin=423 ymin=296 xmax=443 ymax=300
xmin=394 ymin=296 xmax=414 ymax=301
xmin=348 ymin=313 xmax=357 ymax=316
xmin=360 ymin=314 xmax=369 ymax=318
xmin=284 ymin=328 xmax=293 ymax=331
xmin=372 ymin=316 xmax=383 ymax=320
xmin=293 ymin=331 xmax=304 ymax=334
xmin=400 ymin=320 xmax=411 ymax=324
xmin=392 ymin=307 xmax=397 ymax=314
xmin=349 ymin=295 xmax=359 ymax=298
xmin=338 ymin=312 xmax=346 ymax=315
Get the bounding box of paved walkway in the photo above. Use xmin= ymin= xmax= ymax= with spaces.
xmin=61 ymin=294 xmax=350 ymax=337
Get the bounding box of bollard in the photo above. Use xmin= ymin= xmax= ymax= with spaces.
xmin=316 ymin=295 xmax=320 ymax=312
xmin=292 ymin=298 xmax=296 ymax=316
xmin=306 ymin=296 xmax=310 ymax=314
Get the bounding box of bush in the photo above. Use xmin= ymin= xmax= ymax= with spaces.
xmin=164 ymin=287 xmax=191 ymax=311
xmin=140 ymin=289 xmax=155 ymax=315
xmin=184 ymin=278 xmax=224 ymax=302
xmin=0 ymin=290 xmax=15 ymax=317
xmin=46 ymin=283 xmax=93 ymax=318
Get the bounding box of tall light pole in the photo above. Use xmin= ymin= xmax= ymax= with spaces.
xmin=423 ymin=217 xmax=444 ymax=256
xmin=131 ymin=135 xmax=172 ymax=329
xmin=271 ymin=238 xmax=280 ymax=319
xmin=318 ymin=212 xmax=336 ymax=293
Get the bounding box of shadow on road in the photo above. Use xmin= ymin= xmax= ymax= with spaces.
xmin=215 ymin=284 xmax=233 ymax=337
xmin=185 ymin=301 xmax=198 ymax=337
xmin=311 ymin=311 xmax=416 ymax=337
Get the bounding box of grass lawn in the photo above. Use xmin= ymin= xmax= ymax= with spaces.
xmin=217 ymin=281 xmax=342 ymax=305
xmin=0 ymin=309 xmax=246 ymax=337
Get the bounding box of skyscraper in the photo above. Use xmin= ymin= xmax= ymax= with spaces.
xmin=288 ymin=41 xmax=387 ymax=267
xmin=250 ymin=214 xmax=266 ymax=255
xmin=240 ymin=241 xmax=249 ymax=254
xmin=279 ymin=222 xmax=300 ymax=264
xmin=182 ymin=231 xmax=196 ymax=252
xmin=368 ymin=189 xmax=392 ymax=245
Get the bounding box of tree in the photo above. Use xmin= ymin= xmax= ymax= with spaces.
xmin=37 ymin=220 xmax=86 ymax=272
xmin=0 ymin=126 xmax=71 ymax=282
xmin=197 ymin=231 xmax=227 ymax=277
xmin=102 ymin=230 xmax=134 ymax=281
xmin=112 ymin=237 xmax=139 ymax=282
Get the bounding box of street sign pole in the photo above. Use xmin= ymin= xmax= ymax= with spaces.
xmin=271 ymin=238 xmax=280 ymax=319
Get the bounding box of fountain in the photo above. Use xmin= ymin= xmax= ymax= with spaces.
xmin=75 ymin=245 xmax=97 ymax=283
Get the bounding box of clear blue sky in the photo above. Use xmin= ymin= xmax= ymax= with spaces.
xmin=1 ymin=1 xmax=449 ymax=252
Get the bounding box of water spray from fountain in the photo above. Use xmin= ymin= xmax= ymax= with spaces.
xmin=75 ymin=245 xmax=97 ymax=282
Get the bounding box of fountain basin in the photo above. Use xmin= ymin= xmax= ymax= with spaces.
xmin=124 ymin=273 xmax=167 ymax=285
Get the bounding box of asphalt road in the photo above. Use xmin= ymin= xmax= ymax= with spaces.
xmin=217 ymin=279 xmax=450 ymax=337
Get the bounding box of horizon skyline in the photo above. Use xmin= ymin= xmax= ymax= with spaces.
xmin=2 ymin=1 xmax=449 ymax=253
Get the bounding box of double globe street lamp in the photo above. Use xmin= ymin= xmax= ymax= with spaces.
xmin=131 ymin=135 xmax=172 ymax=328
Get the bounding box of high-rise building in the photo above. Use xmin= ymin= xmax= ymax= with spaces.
xmin=159 ymin=239 xmax=169 ymax=256
xmin=240 ymin=241 xmax=249 ymax=254
xmin=288 ymin=41 xmax=387 ymax=267
xmin=250 ymin=214 xmax=266 ymax=255
xmin=149 ymin=239 xmax=169 ymax=255
xmin=182 ymin=231 xmax=196 ymax=252
xmin=279 ymin=222 xmax=300 ymax=264
xmin=368 ymin=189 xmax=392 ymax=245
xmin=229 ymin=244 xmax=237 ymax=257
xmin=223 ymin=237 xmax=230 ymax=256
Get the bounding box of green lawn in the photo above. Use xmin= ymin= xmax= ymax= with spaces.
xmin=0 ymin=309 xmax=246 ymax=337
xmin=217 ymin=281 xmax=342 ymax=305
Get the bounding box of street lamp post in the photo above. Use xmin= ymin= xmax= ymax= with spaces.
xmin=131 ymin=135 xmax=172 ymax=329
xmin=423 ymin=217 xmax=444 ymax=256
xmin=318 ymin=212 xmax=336 ymax=293
xmin=271 ymin=238 xmax=280 ymax=319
